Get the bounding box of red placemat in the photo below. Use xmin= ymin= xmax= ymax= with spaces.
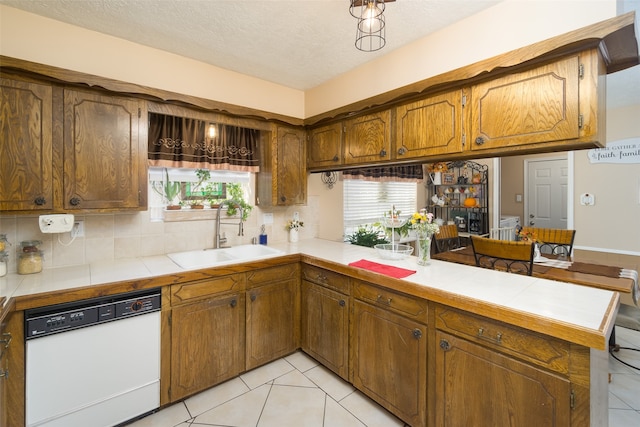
xmin=349 ymin=259 xmax=417 ymax=278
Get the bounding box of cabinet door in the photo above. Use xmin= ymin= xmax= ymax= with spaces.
xmin=435 ymin=331 xmax=570 ymax=427
xmin=63 ymin=89 xmax=146 ymax=210
xmin=344 ymin=110 xmax=391 ymax=164
xmin=246 ymin=279 xmax=297 ymax=370
xmin=171 ymin=293 xmax=245 ymax=401
xmin=257 ymin=125 xmax=306 ymax=206
xmin=307 ymin=123 xmax=343 ymax=169
xmin=301 ymin=280 xmax=349 ymax=380
xmin=469 ymin=55 xmax=580 ymax=151
xmin=277 ymin=126 xmax=306 ymax=205
xmin=396 ymin=90 xmax=464 ymax=158
xmin=352 ymin=300 xmax=427 ymax=427
xmin=0 ymin=78 xmax=54 ymax=211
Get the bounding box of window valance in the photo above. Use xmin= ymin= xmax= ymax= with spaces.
xmin=342 ymin=164 xmax=424 ymax=182
xmin=148 ymin=113 xmax=260 ymax=172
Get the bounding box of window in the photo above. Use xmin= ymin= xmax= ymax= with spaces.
xmin=148 ymin=167 xmax=251 ymax=221
xmin=343 ymin=180 xmax=417 ymax=237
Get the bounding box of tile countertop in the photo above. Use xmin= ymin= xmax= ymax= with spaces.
xmin=0 ymin=238 xmax=618 ymax=350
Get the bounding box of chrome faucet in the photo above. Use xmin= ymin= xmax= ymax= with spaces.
xmin=214 ymin=201 xmax=244 ymax=248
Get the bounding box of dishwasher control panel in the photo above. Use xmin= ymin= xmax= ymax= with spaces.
xmin=25 ymin=289 xmax=161 ymax=339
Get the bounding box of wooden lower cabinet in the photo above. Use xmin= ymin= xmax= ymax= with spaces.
xmin=170 ymin=292 xmax=245 ymax=401
xmin=435 ymin=330 xmax=571 ymax=426
xmin=301 ymin=280 xmax=349 ymax=380
xmin=0 ymin=310 xmax=24 ymax=427
xmin=246 ymin=264 xmax=300 ymax=370
xmin=352 ymin=299 xmax=427 ymax=427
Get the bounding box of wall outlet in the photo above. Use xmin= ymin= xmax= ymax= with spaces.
xmin=72 ymin=220 xmax=85 ymax=237
xmin=262 ymin=213 xmax=274 ymax=224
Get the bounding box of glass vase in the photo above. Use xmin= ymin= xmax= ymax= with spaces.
xmin=416 ymin=232 xmax=432 ymax=266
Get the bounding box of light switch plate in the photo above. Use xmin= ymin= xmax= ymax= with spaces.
xmin=39 ymin=214 xmax=75 ymax=233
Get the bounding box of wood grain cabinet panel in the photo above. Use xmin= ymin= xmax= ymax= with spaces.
xmin=352 ymin=299 xmax=427 ymax=427
xmin=0 ymin=78 xmax=54 ymax=211
xmin=307 ymin=122 xmax=343 ymax=169
xmin=469 ymin=55 xmax=581 ymax=151
xmin=344 ymin=110 xmax=392 ymax=165
xmin=435 ymin=330 xmax=571 ymax=427
xmin=246 ymin=264 xmax=300 ymax=370
xmin=171 ymin=292 xmax=245 ymax=401
xmin=395 ymin=90 xmax=464 ymax=158
xmin=257 ymin=125 xmax=306 ymax=206
xmin=63 ymin=89 xmax=147 ymax=210
xmin=301 ymin=277 xmax=349 ymax=380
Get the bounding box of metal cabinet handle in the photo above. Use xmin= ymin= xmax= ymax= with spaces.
xmin=280 ymin=196 xmax=287 ymax=203
xmin=475 ymin=136 xmax=485 ymax=145
xmin=0 ymin=368 xmax=8 ymax=379
xmin=397 ymin=147 xmax=407 ymax=155
xmin=379 ymin=149 xmax=387 ymax=157
xmin=34 ymin=196 xmax=46 ymax=206
xmin=332 ymin=155 xmax=339 ymax=162
xmin=478 ymin=327 xmax=502 ymax=344
xmin=439 ymin=339 xmax=450 ymax=351
xmin=413 ymin=329 xmax=422 ymax=339
xmin=250 ymin=294 xmax=256 ymax=302
xmin=1 ymin=333 xmax=12 ymax=349
xmin=230 ymin=299 xmax=237 ymax=308
xmin=376 ymin=294 xmax=392 ymax=305
xmin=69 ymin=197 xmax=81 ymax=206
xmin=339 ymin=299 xmax=346 ymax=307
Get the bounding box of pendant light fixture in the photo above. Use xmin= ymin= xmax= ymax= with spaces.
xmin=349 ymin=0 xmax=395 ymax=52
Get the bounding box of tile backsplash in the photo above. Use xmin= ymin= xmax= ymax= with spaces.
xmin=0 ymin=196 xmax=319 ymax=274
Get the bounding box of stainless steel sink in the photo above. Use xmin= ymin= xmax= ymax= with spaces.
xmin=167 ymin=245 xmax=284 ymax=269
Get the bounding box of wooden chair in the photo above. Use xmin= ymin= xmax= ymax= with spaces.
xmin=489 ymin=226 xmax=516 ymax=241
xmin=519 ymin=227 xmax=576 ymax=256
xmin=434 ymin=224 xmax=462 ymax=253
xmin=470 ymin=235 xmax=535 ymax=275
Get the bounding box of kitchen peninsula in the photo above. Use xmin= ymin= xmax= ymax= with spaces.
xmin=0 ymin=238 xmax=619 ymax=427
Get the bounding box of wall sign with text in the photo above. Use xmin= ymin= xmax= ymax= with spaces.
xmin=588 ymin=137 xmax=640 ymax=164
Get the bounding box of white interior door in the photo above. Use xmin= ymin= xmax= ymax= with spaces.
xmin=525 ymin=159 xmax=568 ymax=229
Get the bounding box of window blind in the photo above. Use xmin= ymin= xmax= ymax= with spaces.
xmin=343 ymin=180 xmax=417 ymax=228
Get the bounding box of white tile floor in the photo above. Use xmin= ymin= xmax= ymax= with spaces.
xmin=128 ymin=327 xmax=640 ymax=427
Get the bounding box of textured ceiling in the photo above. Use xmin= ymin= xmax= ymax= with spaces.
xmin=1 ymin=0 xmax=638 ymax=110
xmin=1 ymin=0 xmax=502 ymax=90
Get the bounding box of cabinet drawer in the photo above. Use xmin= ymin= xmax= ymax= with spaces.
xmin=353 ymin=280 xmax=428 ymax=324
xmin=171 ymin=273 xmax=246 ymax=305
xmin=435 ymin=306 xmax=570 ymax=374
xmin=247 ymin=264 xmax=299 ymax=288
xmin=302 ymin=265 xmax=350 ymax=295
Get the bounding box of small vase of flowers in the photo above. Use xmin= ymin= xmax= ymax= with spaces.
xmin=410 ymin=209 xmax=440 ymax=265
xmin=286 ymin=218 xmax=304 ymax=243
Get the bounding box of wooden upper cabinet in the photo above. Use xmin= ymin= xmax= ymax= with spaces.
xmin=257 ymin=125 xmax=306 ymax=206
xmin=307 ymin=122 xmax=343 ymax=169
xmin=395 ymin=90 xmax=464 ymax=159
xmin=469 ymin=54 xmax=582 ymax=151
xmin=343 ymin=110 xmax=392 ymax=165
xmin=63 ymin=89 xmax=147 ymax=210
xmin=0 ymin=78 xmax=54 ymax=211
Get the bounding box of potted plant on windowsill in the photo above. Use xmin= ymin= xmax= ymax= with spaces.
xmin=152 ymin=168 xmax=181 ymax=210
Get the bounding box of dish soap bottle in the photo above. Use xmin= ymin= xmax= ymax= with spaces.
xmin=259 ymin=224 xmax=268 ymax=245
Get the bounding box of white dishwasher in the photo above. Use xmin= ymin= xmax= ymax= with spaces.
xmin=25 ymin=288 xmax=161 ymax=427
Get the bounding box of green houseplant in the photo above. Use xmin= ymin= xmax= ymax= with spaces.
xmin=224 ymin=183 xmax=253 ymax=222
xmin=152 ymin=168 xmax=181 ymax=209
xmin=345 ymin=225 xmax=389 ymax=248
